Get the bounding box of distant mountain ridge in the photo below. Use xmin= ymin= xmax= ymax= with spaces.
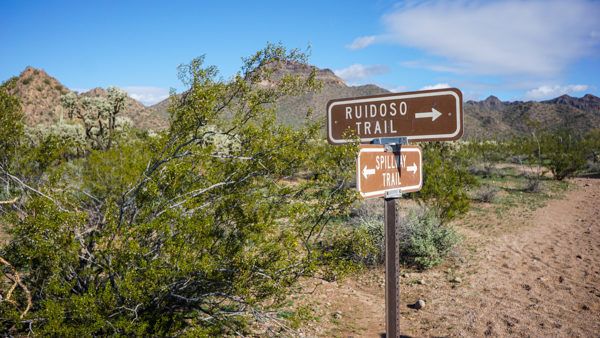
xmin=464 ymin=93 xmax=600 ymax=138
xmin=543 ymin=94 xmax=600 ymax=113
xmin=3 ymin=66 xmax=600 ymax=138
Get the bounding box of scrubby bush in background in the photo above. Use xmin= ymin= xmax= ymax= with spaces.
xmin=414 ymin=142 xmax=478 ymax=222
xmin=472 ymin=184 xmax=499 ymax=203
xmin=0 ymin=83 xmax=24 ymax=170
xmin=316 ymin=220 xmax=381 ymax=280
xmin=584 ymin=129 xmax=600 ymax=173
xmin=539 ymin=129 xmax=587 ymax=180
xmin=509 ymin=126 xmax=595 ymax=181
xmin=468 ymin=140 xmax=507 ymax=177
xmin=335 ymin=204 xmax=460 ymax=272
xmin=399 ymin=207 xmax=460 ymax=270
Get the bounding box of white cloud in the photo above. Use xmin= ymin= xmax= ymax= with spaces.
xmin=383 ymin=85 xmax=407 ymax=93
xmin=122 ymin=86 xmax=169 ymax=106
xmin=360 ymin=0 xmax=600 ymax=76
xmin=400 ymin=60 xmax=463 ymax=74
xmin=525 ymin=84 xmax=589 ymax=99
xmin=334 ymin=64 xmax=389 ymax=82
xmin=346 ymin=35 xmax=377 ymax=50
xmin=420 ymin=83 xmax=451 ymax=90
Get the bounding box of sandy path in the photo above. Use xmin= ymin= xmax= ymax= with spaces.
xmin=304 ymin=178 xmax=600 ymax=337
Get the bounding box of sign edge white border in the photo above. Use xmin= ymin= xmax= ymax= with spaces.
xmin=356 ymin=146 xmax=423 ymax=198
xmin=328 ymin=90 xmax=461 ymax=144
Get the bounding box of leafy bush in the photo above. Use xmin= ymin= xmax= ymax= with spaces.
xmin=0 ymin=45 xmax=359 ymax=336
xmin=414 ymin=142 xmax=478 ymax=222
xmin=399 ymin=208 xmax=460 ymax=270
xmin=0 ymin=83 xmax=24 ymax=169
xmin=317 ymin=221 xmax=381 ymax=280
xmin=332 ymin=205 xmax=460 ymax=272
xmin=319 ymin=200 xmax=385 ymax=271
xmin=539 ymin=129 xmax=587 ymax=180
xmin=583 ymin=129 xmax=600 ymax=173
xmin=510 ymin=128 xmax=589 ymax=181
xmin=468 ymin=140 xmax=508 ymax=177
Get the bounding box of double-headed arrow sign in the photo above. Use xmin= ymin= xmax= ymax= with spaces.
xmin=357 ymin=145 xmax=422 ymax=198
xmin=327 ymin=88 xmax=463 ymax=144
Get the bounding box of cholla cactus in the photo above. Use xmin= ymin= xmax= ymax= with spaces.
xmin=197 ymin=124 xmax=241 ymax=155
xmin=25 ymin=120 xmax=87 ymax=159
xmin=60 ymin=87 xmax=127 ymax=150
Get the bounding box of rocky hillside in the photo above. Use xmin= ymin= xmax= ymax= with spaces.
xmin=4 ymin=66 xmax=600 ymax=138
xmin=148 ymin=62 xmax=388 ymax=127
xmin=271 ymin=62 xmax=388 ymax=126
xmin=464 ymin=94 xmax=600 ymax=139
xmin=6 ymin=67 xmax=70 ymax=125
xmin=543 ymin=94 xmax=600 ymax=112
xmin=5 ymin=67 xmax=169 ymax=130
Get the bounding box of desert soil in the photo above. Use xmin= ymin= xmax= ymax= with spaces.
xmin=296 ymin=177 xmax=600 ymax=337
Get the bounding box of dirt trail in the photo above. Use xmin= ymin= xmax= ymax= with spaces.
xmin=302 ymin=178 xmax=600 ymax=337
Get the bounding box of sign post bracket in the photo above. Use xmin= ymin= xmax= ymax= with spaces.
xmin=371 ymin=137 xmax=408 ymax=146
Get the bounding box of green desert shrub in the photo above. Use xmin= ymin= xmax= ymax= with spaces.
xmin=0 ymin=44 xmax=358 ymax=336
xmin=583 ymin=129 xmax=600 ymax=173
xmin=317 ymin=221 xmax=381 ymax=280
xmin=414 ymin=142 xmax=478 ymax=222
xmin=399 ymin=208 xmax=460 ymax=270
xmin=311 ymin=200 xmax=386 ymax=279
xmin=539 ymin=129 xmax=587 ymax=180
xmin=0 ymin=84 xmax=24 ymax=169
xmin=511 ymin=128 xmax=590 ymax=181
xmin=468 ymin=140 xmax=508 ymax=177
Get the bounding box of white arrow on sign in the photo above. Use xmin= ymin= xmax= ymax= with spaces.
xmin=407 ymin=163 xmax=418 ymax=174
xmin=415 ymin=108 xmax=442 ymax=122
xmin=362 ymin=165 xmax=376 ymax=179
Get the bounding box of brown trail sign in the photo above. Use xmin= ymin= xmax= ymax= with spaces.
xmin=327 ymin=88 xmax=463 ymax=144
xmin=327 ymin=87 xmax=463 ymax=338
xmin=357 ymin=145 xmax=422 ymax=199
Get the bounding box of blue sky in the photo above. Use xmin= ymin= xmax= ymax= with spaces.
xmin=1 ymin=0 xmax=599 ymax=105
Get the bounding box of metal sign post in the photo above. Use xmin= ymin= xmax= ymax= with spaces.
xmin=380 ymin=139 xmax=404 ymax=338
xmin=385 ymin=194 xmax=401 ymax=337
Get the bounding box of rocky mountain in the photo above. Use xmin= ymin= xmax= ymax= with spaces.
xmin=4 ymin=65 xmax=600 ymax=139
xmin=5 ymin=67 xmax=70 ymax=125
xmin=543 ymin=94 xmax=600 ymax=114
xmin=148 ymin=62 xmax=388 ymax=127
xmin=5 ymin=67 xmax=169 ymax=130
xmin=272 ymin=63 xmax=389 ymax=125
xmin=464 ymin=94 xmax=600 ymax=139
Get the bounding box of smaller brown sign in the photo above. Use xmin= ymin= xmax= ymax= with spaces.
xmin=357 ymin=144 xmax=422 ymax=198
